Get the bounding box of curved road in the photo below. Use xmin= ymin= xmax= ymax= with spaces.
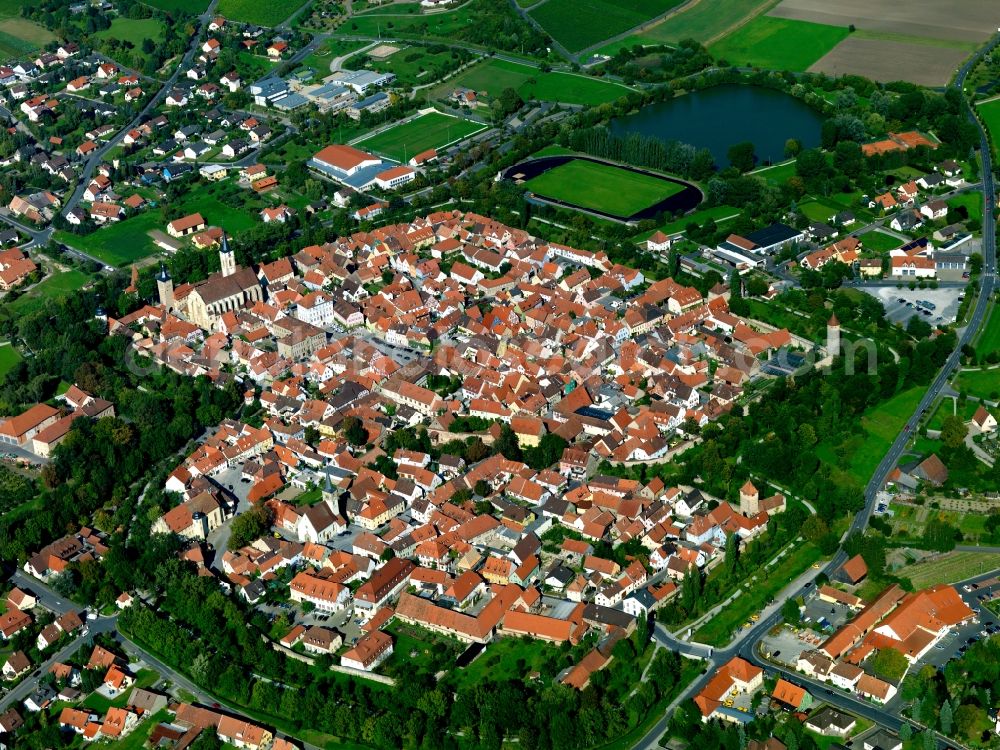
xmin=632 ymin=32 xmax=1000 ymax=750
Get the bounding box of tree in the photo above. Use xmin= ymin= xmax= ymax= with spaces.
xmin=939 ymin=698 xmax=953 ymax=736
xmin=493 ymin=424 xmax=522 ymax=461
xmin=870 ymin=648 xmax=908 ymax=682
xmin=342 ymin=416 xmax=368 ymax=447
xmin=724 ymin=532 xmax=739 ymax=575
xmin=953 ymin=704 xmax=984 ymax=741
xmin=227 ymin=504 xmax=271 ymax=550
xmin=940 ymin=414 xmax=968 ymax=449
xmin=727 ymin=141 xmax=756 ymax=173
xmin=781 ymin=597 xmax=800 ymax=625
xmin=801 ymin=515 xmax=829 ymax=544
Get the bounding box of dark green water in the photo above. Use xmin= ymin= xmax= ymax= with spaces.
xmin=610 ymin=84 xmax=824 ymax=167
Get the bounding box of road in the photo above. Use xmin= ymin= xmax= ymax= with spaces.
xmin=632 ymin=32 xmax=1000 ymax=750
xmin=61 ymin=0 xmax=222 ymax=219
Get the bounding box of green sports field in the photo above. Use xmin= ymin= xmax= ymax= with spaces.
xmin=709 ymin=16 xmax=849 ymax=71
xmin=356 ymin=112 xmax=486 ymax=162
xmin=523 ymin=160 xmax=683 ymax=217
xmin=437 ymin=59 xmax=630 ymax=106
xmin=528 ymin=0 xmax=684 ymax=52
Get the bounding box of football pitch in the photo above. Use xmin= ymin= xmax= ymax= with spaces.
xmin=523 ymin=159 xmax=683 ymax=217
xmin=356 ymin=112 xmax=486 ymax=163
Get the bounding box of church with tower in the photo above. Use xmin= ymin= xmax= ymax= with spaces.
xmin=157 ymin=232 xmax=263 ymax=331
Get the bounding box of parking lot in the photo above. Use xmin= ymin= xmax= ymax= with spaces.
xmin=862 ymin=285 xmax=964 ymax=326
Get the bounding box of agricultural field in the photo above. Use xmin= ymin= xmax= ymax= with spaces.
xmin=216 ymin=0 xmax=308 ymax=26
xmin=437 ymin=58 xmax=631 ymax=106
xmin=7 ymin=270 xmax=91 ymax=316
xmin=977 ymin=99 xmax=1000 ymax=154
xmin=0 ymin=16 xmax=57 ymax=60
xmin=528 ymin=0 xmax=684 ymax=53
xmin=523 ymin=160 xmax=683 ymax=217
xmin=807 ymin=36 xmax=970 ymax=87
xmin=143 ymin=0 xmax=208 ymax=12
xmin=709 ymin=16 xmax=848 ymax=71
xmin=768 ymin=0 xmax=992 ymax=43
xmin=976 ymin=305 xmax=1000 ymax=358
xmin=892 ymin=546 xmax=997 ymax=587
xmin=614 ymin=0 xmax=774 ymax=48
xmin=95 ymin=17 xmax=166 ymax=46
xmin=356 ymin=111 xmax=485 ymax=162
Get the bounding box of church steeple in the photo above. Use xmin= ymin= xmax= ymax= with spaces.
xmin=157 ymin=262 xmax=174 ymax=310
xmin=219 ymin=230 xmax=236 ymax=277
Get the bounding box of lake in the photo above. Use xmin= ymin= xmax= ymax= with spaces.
xmin=610 ymin=84 xmax=824 ymax=168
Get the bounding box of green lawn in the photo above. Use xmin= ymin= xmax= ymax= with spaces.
xmin=948 ymin=191 xmax=984 ymax=225
xmin=356 ymin=112 xmax=485 ymax=162
xmin=95 ymin=17 xmax=166 ymax=46
xmin=216 ymin=0 xmax=307 ymax=26
xmin=56 ymin=188 xmax=258 ymax=268
xmin=453 ymin=634 xmax=575 ymax=689
xmin=978 ymin=98 xmax=1000 ymax=152
xmin=798 ymin=197 xmax=847 ymax=224
xmin=955 ymin=368 xmax=1000 ymax=401
xmin=351 ymin=45 xmax=465 ymax=88
xmin=816 ymin=387 xmax=924 ymax=485
xmin=104 ymin=709 xmax=171 ymax=750
xmin=297 ymin=39 xmax=370 ymax=79
xmin=435 ymin=58 xmax=630 ymax=106
xmin=709 ymin=16 xmax=849 ymax=72
xmin=528 ymin=0 xmax=684 ymax=52
xmin=641 ymin=204 xmax=739 ymax=238
xmin=7 ymin=270 xmax=91 ymax=316
xmin=0 ymin=17 xmax=57 ymax=58
xmin=293 ymin=487 xmax=324 ymax=505
xmin=859 ymin=230 xmax=902 ymax=253
xmin=694 ymin=542 xmax=822 ymax=646
xmin=236 ymin=51 xmax=279 ymax=81
xmin=976 ymin=304 xmax=1000 ymax=358
xmin=0 ymin=343 xmax=21 ymax=380
xmin=752 ymin=159 xmax=797 ymax=185
xmin=523 ymin=159 xmax=683 ymax=217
